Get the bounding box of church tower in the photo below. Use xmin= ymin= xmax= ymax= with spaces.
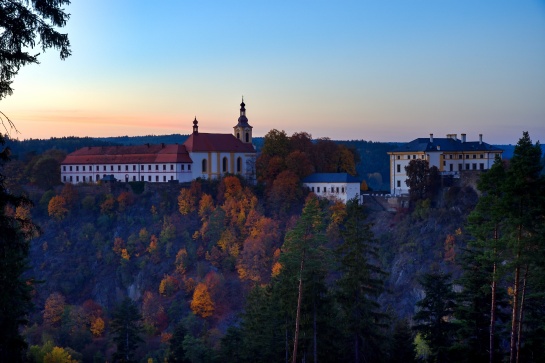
xmin=233 ymin=97 xmax=253 ymax=144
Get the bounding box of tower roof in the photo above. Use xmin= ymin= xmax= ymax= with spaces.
xmin=234 ymin=97 xmax=252 ymax=128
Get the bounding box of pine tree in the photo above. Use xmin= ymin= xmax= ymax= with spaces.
xmin=336 ymin=197 xmax=387 ymax=363
xmin=414 ymin=272 xmax=456 ymax=363
xmin=111 ymin=298 xmax=143 ymax=363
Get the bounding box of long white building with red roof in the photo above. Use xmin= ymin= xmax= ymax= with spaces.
xmin=61 ymin=100 xmax=256 ymax=184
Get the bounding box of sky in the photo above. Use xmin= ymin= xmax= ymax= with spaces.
xmin=2 ymin=0 xmax=544 ymax=144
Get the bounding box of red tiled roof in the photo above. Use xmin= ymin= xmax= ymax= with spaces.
xmin=62 ymin=144 xmax=192 ymax=164
xmin=184 ymin=133 xmax=255 ymax=153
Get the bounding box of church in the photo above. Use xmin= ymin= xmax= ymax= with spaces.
xmin=60 ymin=99 xmax=257 ymax=184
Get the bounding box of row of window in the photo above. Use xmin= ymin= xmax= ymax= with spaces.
xmin=63 ymin=174 xmax=178 ymax=183
xmin=308 ymin=186 xmax=345 ymax=194
xmin=63 ymin=164 xmax=191 ymax=172
xmin=395 ymin=153 xmax=495 ymax=160
xmin=396 ymin=155 xmax=425 ymax=160
xmin=201 ymin=157 xmax=244 ymax=173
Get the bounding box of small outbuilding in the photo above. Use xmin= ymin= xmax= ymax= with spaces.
xmin=302 ymin=173 xmax=361 ymax=203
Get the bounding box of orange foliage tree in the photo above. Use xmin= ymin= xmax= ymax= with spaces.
xmin=43 ymin=292 xmax=66 ymax=327
xmin=190 ymin=283 xmax=214 ymax=318
xmin=48 ymin=195 xmax=68 ymax=220
xmin=117 ymin=191 xmax=135 ymax=211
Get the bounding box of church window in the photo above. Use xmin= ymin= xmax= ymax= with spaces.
xmin=237 ymin=157 xmax=242 ymax=173
xmin=245 ymin=132 xmax=249 ymax=143
xmin=222 ymin=157 xmax=228 ymax=172
xmin=202 ymin=159 xmax=207 ymax=173
xmin=237 ymin=132 xmax=240 ymax=139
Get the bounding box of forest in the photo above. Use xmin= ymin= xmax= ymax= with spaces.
xmin=1 ymin=128 xmax=544 ymax=363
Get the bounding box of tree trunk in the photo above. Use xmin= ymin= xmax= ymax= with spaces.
xmin=490 ymin=261 xmax=497 ymax=363
xmin=509 ymin=253 xmax=521 ymax=363
xmin=516 ymin=265 xmax=528 ymax=363
xmin=313 ymin=298 xmax=317 ymax=363
xmin=292 ymin=250 xmax=305 ymax=363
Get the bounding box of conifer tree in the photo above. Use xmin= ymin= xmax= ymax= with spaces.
xmin=336 ymin=197 xmax=387 ymax=363
xmin=111 ymin=298 xmax=143 ymax=363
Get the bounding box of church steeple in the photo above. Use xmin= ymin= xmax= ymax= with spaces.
xmin=233 ymin=96 xmax=253 ymax=143
xmin=192 ymin=117 xmax=199 ymax=134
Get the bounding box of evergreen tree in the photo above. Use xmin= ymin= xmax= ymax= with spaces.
xmin=111 ymin=298 xmax=143 ymax=363
xmin=414 ymin=272 xmax=456 ymax=363
xmin=502 ymin=132 xmax=544 ymax=363
xmin=336 ymin=197 xmax=387 ymax=363
xmin=0 ymin=137 xmax=38 ymax=362
xmin=167 ymin=322 xmax=191 ymax=363
xmin=388 ymin=319 xmax=417 ymax=363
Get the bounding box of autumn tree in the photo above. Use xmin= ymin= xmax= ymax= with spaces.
xmin=43 ymin=292 xmax=66 ymax=327
xmin=261 ymin=129 xmax=291 ymax=159
xmin=43 ymin=346 xmax=77 ymax=363
xmin=111 ymin=298 xmax=143 ymax=363
xmin=190 ymin=283 xmax=214 ymax=318
xmin=405 ymin=159 xmax=440 ymax=202
xmin=48 ymin=195 xmax=68 ymax=220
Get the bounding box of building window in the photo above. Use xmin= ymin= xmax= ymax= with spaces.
xmin=331 ymin=187 xmax=334 ymax=193
xmin=70 ymin=166 xmax=73 ymax=171
xmin=397 ymin=155 xmax=400 ymax=160
xmin=473 ymin=154 xmax=476 ymax=159
xmin=396 ymin=181 xmax=400 ymax=188
xmin=466 ymin=164 xmax=470 ymax=170
xmin=133 ymin=176 xmax=136 ymax=181
xmin=117 ymin=165 xmax=121 ymax=171
xmin=103 ymin=166 xmax=106 ymax=171
xmin=148 ymin=176 xmax=151 ymax=182
xmin=63 ymin=176 xmax=66 ymax=182
xmin=480 ymin=163 xmax=484 ymax=170
xmin=163 ymin=176 xmax=166 ymax=182
xmin=188 ymin=164 xmax=191 ymax=171
xmin=459 ymin=155 xmax=462 ymax=159
xmin=237 ymin=157 xmax=242 ymax=173
xmin=311 ymin=186 xmax=315 ymax=192
xmin=458 ymin=164 xmax=462 ymax=171
xmin=465 ymin=155 xmax=469 ymax=159
xmin=141 ymin=165 xmax=144 ymax=170
xmin=141 ymin=176 xmax=144 ymax=181
xmin=171 ymin=176 xmax=174 ymax=180
xmin=472 ymin=163 xmax=477 ymax=170
xmin=449 ymin=155 xmax=453 ymax=159
xmin=181 ymin=164 xmax=185 ymax=171
xmin=397 ymin=164 xmax=400 ymax=173
xmin=111 ymin=165 xmax=114 ymax=171
xmin=202 ymin=159 xmax=207 ymax=173
xmin=76 ymin=176 xmax=79 ymax=182
xmin=480 ymin=154 xmax=484 ymax=159
xmin=317 ymin=187 xmax=320 ymax=193
xmin=342 ymin=187 xmax=345 ymax=193
xmin=449 ymin=164 xmax=453 ymax=171
xmin=76 ymin=166 xmax=79 ymax=171
xmin=156 ymin=165 xmax=159 ymax=171
xmin=63 ymin=166 xmax=66 ymax=171
xmin=336 ymin=187 xmax=339 ymax=193
xmin=443 ymin=161 xmax=446 ymax=166
xmin=148 ymin=165 xmax=151 ymax=171
xmin=96 ymin=174 xmax=100 ymax=181
xmin=83 ymin=166 xmax=86 ymax=171
xmin=413 ymin=155 xmax=416 ymax=159
xmin=70 ymin=176 xmax=73 ymax=182
xmin=170 ymin=164 xmax=174 ymax=171
xmin=156 ymin=176 xmax=159 ymax=182
xmin=83 ymin=176 xmax=86 ymax=182
xmin=222 ymin=157 xmax=228 ymax=173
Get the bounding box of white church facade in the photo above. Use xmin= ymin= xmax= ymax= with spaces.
xmin=61 ymin=100 xmax=257 ymax=184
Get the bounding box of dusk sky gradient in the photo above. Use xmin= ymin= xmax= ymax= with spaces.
xmin=2 ymin=0 xmax=544 ymax=144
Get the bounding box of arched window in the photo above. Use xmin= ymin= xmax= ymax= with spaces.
xmin=237 ymin=157 xmax=242 ymax=173
xmin=96 ymin=174 xmax=100 ymax=181
xmin=202 ymin=159 xmax=207 ymax=173
xmin=245 ymin=132 xmax=249 ymax=143
xmin=222 ymin=157 xmax=228 ymax=173
xmin=236 ymin=132 xmax=240 ymax=140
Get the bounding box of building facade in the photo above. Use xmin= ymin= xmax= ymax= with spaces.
xmin=388 ymin=133 xmax=503 ymax=196
xmin=61 ymin=100 xmax=256 ymax=184
xmin=302 ymin=173 xmax=361 ymax=203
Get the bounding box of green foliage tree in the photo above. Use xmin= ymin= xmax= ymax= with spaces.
xmin=414 ymin=272 xmax=456 ymax=363
xmin=261 ymin=129 xmax=291 ymax=159
xmin=336 ymin=197 xmax=387 ymax=362
xmin=167 ymin=322 xmax=191 ymax=363
xmin=404 ymin=159 xmax=440 ymax=202
xmin=111 ymin=298 xmax=143 ymax=363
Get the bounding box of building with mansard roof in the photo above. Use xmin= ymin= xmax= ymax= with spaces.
xmin=302 ymin=173 xmax=361 ymax=203
xmin=388 ymin=133 xmax=503 ymax=196
xmin=61 ymin=100 xmax=256 ymax=184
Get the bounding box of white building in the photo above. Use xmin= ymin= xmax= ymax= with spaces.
xmin=61 ymin=100 xmax=256 ymax=184
xmin=388 ymin=133 xmax=503 ymax=196
xmin=302 ymin=173 xmax=361 ymax=203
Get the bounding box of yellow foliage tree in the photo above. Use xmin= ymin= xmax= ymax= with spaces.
xmin=90 ymin=316 xmax=105 ymax=337
xmin=43 ymin=292 xmax=66 ymax=327
xmin=190 ymin=283 xmax=214 ymax=318
xmin=43 ymin=346 xmax=77 ymax=363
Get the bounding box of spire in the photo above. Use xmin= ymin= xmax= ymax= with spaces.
xmin=192 ymin=116 xmax=198 ymax=134
xmin=240 ymin=96 xmax=246 ymax=118
xmin=233 ymin=97 xmax=253 ymax=143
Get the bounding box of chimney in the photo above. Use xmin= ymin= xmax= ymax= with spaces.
xmin=430 ymin=133 xmax=434 ymax=143
xmin=461 ymin=133 xmax=466 ymax=143
xmin=479 ymin=134 xmax=483 ymax=144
